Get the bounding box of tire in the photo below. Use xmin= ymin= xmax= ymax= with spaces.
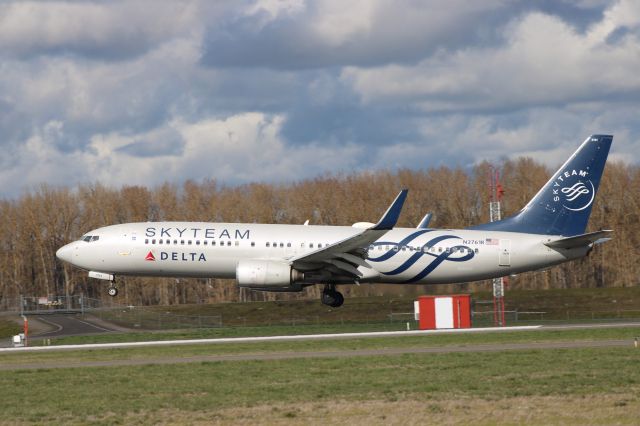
xmin=321 ymin=290 xmax=344 ymax=307
xmin=107 ymin=287 xmax=118 ymax=297
xmin=332 ymin=291 xmax=344 ymax=308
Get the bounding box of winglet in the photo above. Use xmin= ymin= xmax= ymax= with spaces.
xmin=372 ymin=190 xmax=408 ymax=230
xmin=417 ymin=213 xmax=432 ymax=229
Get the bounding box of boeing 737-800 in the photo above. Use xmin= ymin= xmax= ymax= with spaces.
xmin=56 ymin=135 xmax=613 ymax=307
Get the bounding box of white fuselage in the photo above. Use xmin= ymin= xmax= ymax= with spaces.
xmin=57 ymin=222 xmax=585 ymax=285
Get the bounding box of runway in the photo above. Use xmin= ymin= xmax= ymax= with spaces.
xmin=1 ymin=325 xmax=543 ymax=353
xmin=0 ymin=338 xmax=633 ymax=371
xmin=34 ymin=314 xmax=118 ymax=338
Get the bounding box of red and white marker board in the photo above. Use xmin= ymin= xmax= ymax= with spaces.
xmin=414 ymin=294 xmax=471 ymax=330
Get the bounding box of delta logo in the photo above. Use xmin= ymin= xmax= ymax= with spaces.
xmin=143 ymin=251 xmax=207 ymax=262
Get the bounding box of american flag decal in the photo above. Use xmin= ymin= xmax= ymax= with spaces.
xmin=485 ymin=238 xmax=499 ymax=245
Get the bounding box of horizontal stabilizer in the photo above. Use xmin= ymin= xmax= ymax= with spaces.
xmin=544 ymin=230 xmax=613 ymax=249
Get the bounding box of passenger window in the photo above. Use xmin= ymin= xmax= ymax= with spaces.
xmin=227 ymin=241 xmax=231 ymax=246
xmin=251 ymin=242 xmax=255 ymax=247
xmin=474 ymin=248 xmax=479 ymax=254
xmin=310 ymin=243 xmax=314 ymax=248
xmin=145 ymin=239 xmax=149 ymax=244
xmin=181 ymin=240 xmax=185 ymax=245
xmin=235 ymin=241 xmax=240 ymax=246
xmin=279 ymin=243 xmax=284 ymax=248
xmin=204 ymin=241 xmax=208 ymax=246
xmin=188 ymin=240 xmax=192 ymax=245
xmin=212 ymin=241 xmax=216 ymax=246
xmin=266 ymin=242 xmax=270 ymax=247
xmin=196 ymin=240 xmax=200 ymax=245
xmin=152 ymin=239 xmax=156 ymax=244
xmin=287 ymin=242 xmax=291 ymax=247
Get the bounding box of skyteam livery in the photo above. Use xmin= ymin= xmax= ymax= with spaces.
xmin=57 ymin=135 xmax=613 ymax=307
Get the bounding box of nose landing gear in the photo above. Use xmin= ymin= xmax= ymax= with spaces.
xmin=321 ymin=285 xmax=344 ymax=308
xmin=107 ymin=279 xmax=118 ymax=297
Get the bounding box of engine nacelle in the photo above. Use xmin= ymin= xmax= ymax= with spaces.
xmin=236 ymin=260 xmax=304 ymax=290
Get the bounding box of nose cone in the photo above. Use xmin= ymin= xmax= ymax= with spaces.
xmin=56 ymin=243 xmax=74 ymax=264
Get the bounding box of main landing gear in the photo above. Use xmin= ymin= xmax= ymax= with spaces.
xmin=107 ymin=279 xmax=118 ymax=297
xmin=321 ymin=285 xmax=344 ymax=308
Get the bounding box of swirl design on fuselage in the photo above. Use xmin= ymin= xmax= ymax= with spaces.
xmin=368 ymin=230 xmax=474 ymax=283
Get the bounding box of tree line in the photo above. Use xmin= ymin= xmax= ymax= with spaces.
xmin=0 ymin=158 xmax=638 ymax=308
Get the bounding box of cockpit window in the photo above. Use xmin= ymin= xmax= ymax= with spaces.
xmin=81 ymin=235 xmax=100 ymax=242
xmin=91 ymin=236 xmax=99 ymax=241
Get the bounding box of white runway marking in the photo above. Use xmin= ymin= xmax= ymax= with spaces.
xmin=0 ymin=326 xmax=541 ymax=353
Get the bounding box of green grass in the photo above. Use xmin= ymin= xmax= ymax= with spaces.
xmin=2 ymin=326 xmax=638 ymax=367
xmin=1 ymin=346 xmax=638 ymax=424
xmin=97 ymin=286 xmax=640 ymax=330
xmin=46 ymin=321 xmax=410 ymax=345
xmin=0 ymin=317 xmax=21 ymax=339
xmin=2 ymin=325 xmax=640 ymax=424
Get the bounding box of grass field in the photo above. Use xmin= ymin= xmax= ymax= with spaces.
xmin=153 ymin=286 xmax=640 ymax=321
xmin=0 ymin=326 xmax=638 ymax=366
xmin=0 ymin=318 xmax=20 ymax=340
xmin=90 ymin=286 xmax=640 ymax=331
xmin=1 ymin=327 xmax=640 ymax=424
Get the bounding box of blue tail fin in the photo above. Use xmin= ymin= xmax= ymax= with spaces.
xmin=469 ymin=134 xmax=613 ymax=236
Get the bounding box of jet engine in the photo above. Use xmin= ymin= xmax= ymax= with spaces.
xmin=236 ymin=260 xmax=305 ymax=291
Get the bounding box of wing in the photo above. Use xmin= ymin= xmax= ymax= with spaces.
xmin=288 ymin=190 xmax=408 ymax=279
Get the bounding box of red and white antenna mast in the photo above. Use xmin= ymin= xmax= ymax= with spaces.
xmin=489 ymin=167 xmax=506 ymax=326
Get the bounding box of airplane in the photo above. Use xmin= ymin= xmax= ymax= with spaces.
xmin=56 ymin=134 xmax=613 ymax=307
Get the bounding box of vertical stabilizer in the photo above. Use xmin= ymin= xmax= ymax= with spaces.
xmin=469 ymin=135 xmax=612 ymax=236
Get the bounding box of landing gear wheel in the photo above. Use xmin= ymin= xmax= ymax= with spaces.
xmin=332 ymin=291 xmax=344 ymax=308
xmin=321 ymin=286 xmax=344 ymax=308
xmin=107 ymin=286 xmax=118 ymax=297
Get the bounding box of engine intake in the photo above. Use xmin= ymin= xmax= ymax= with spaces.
xmin=236 ymin=260 xmax=304 ymax=290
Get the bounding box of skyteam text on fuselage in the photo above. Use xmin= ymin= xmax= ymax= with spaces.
xmin=56 ymin=135 xmax=613 ymax=307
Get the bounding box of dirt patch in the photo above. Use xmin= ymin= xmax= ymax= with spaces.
xmin=102 ymin=393 xmax=640 ymax=425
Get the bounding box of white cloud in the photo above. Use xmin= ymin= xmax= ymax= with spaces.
xmin=342 ymin=7 xmax=640 ymax=111
xmin=0 ymin=113 xmax=364 ymax=196
xmin=0 ymin=0 xmax=201 ymax=59
xmin=310 ymin=0 xmax=374 ymax=46
xmin=0 ymin=0 xmax=639 ymax=198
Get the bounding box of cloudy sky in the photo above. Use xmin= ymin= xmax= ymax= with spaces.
xmin=1 ymin=0 xmax=639 ymax=198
